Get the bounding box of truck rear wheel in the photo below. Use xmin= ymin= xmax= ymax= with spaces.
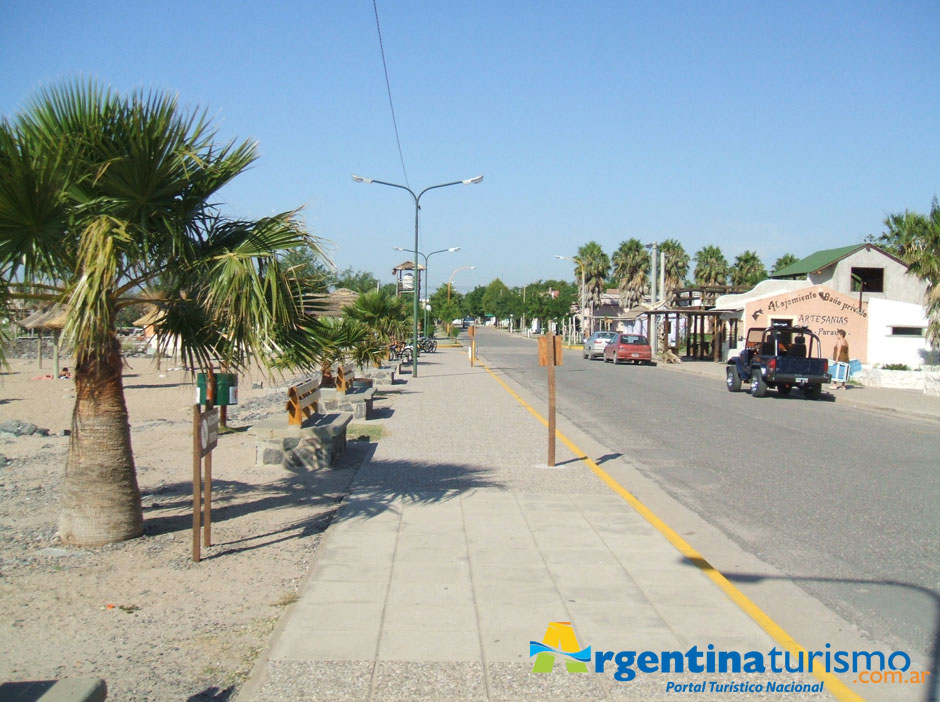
xmin=750 ymin=368 xmax=768 ymax=398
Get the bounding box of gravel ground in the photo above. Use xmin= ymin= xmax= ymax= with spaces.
xmin=0 ymin=357 xmax=373 ymax=701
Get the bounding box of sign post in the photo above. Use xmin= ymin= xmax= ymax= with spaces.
xmin=192 ymin=403 xmax=219 ymax=562
xmin=538 ymin=334 xmax=563 ymax=466
xmin=468 ymin=325 xmax=476 ymax=366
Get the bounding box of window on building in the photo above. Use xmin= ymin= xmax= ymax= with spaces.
xmin=851 ymin=267 xmax=884 ymax=293
xmin=890 ymin=327 xmax=924 ymax=336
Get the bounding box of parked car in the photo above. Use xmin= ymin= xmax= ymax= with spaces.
xmin=583 ymin=331 xmax=617 ymax=360
xmin=603 ymin=333 xmax=654 ymax=365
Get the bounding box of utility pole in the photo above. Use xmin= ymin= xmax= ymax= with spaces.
xmin=649 ymin=242 xmax=659 ymax=356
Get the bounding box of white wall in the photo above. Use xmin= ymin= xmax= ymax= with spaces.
xmin=808 ymin=248 xmax=927 ymax=305
xmin=866 ymin=298 xmax=935 ymax=367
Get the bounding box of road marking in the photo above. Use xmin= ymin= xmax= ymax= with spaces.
xmin=480 ymin=360 xmax=863 ymax=702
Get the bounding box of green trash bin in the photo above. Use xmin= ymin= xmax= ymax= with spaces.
xmin=196 ymin=373 xmax=239 ymax=406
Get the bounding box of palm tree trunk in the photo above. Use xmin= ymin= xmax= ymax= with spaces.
xmin=58 ymin=337 xmax=142 ymax=545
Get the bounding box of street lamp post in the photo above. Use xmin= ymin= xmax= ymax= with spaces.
xmin=394 ymin=246 xmax=459 ymax=338
xmin=555 ymin=255 xmax=587 ymax=341
xmin=353 ymin=174 xmax=483 ymax=377
xmin=645 ymin=242 xmax=659 ymax=356
xmin=447 ymin=266 xmax=476 ymax=302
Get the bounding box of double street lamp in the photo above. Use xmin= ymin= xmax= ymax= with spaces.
xmin=352 ymin=174 xmax=483 ymax=377
xmin=393 ymin=246 xmax=459 ymax=337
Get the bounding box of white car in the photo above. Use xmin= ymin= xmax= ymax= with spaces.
xmin=583 ymin=331 xmax=617 ymax=360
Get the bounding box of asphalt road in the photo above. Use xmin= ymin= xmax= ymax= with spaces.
xmin=469 ymin=327 xmax=939 ymax=685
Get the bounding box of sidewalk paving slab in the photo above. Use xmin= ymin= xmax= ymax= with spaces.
xmin=242 ymin=347 xmax=841 ymax=701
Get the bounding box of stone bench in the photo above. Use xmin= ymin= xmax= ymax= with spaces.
xmin=251 ymin=378 xmax=352 ymax=470
xmin=355 ymin=362 xmax=398 ymax=385
xmin=317 ymin=385 xmax=376 ymax=420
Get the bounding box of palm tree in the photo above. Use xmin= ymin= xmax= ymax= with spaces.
xmin=693 ymin=245 xmax=729 ymax=286
xmin=576 ymin=241 xmax=610 ymax=306
xmin=343 ymin=290 xmax=408 ymax=345
xmin=730 ymin=251 xmax=767 ymax=287
xmin=879 ymin=200 xmax=940 ymax=345
xmin=772 ymin=253 xmax=799 ymax=275
xmin=659 ymin=239 xmax=689 ymax=301
xmin=0 ymin=81 xmax=327 ymax=545
xmin=314 ymin=316 xmax=381 ymax=385
xmin=611 ymin=238 xmax=649 ymax=308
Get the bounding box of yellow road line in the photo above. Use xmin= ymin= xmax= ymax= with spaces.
xmin=480 ymin=360 xmax=864 ymax=702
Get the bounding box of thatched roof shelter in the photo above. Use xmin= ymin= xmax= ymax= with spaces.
xmin=315 ymin=287 xmax=360 ymax=317
xmin=17 ymin=304 xmax=68 ymax=331
xmin=132 ymin=306 xmax=164 ymax=328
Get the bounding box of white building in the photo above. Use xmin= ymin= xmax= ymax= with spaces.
xmin=714 ymin=244 xmax=935 ymax=366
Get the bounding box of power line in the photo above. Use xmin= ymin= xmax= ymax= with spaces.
xmin=371 ymin=0 xmax=409 ymax=188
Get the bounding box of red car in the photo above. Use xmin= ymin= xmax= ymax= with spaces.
xmin=603 ymin=333 xmax=654 ymax=365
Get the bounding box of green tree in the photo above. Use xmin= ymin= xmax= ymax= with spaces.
xmin=428 ymin=283 xmax=463 ymax=330
xmin=482 ymin=278 xmax=511 ymax=319
xmin=611 ymin=238 xmax=649 ymax=308
xmin=332 ymin=266 xmax=381 ymax=293
xmin=659 ymin=239 xmax=689 ymax=299
xmin=525 ymin=279 xmax=577 ymax=326
xmin=730 ymin=250 xmax=767 ymax=287
xmin=0 ymin=82 xmax=327 ymax=545
xmin=876 ymin=199 xmax=940 ymax=344
xmin=771 ymin=253 xmax=799 ymax=275
xmin=575 ymin=241 xmax=610 ymax=306
xmin=280 ymin=248 xmax=331 ymax=291
xmin=693 ymin=245 xmax=729 ymax=286
xmin=464 ymin=285 xmax=486 ymax=319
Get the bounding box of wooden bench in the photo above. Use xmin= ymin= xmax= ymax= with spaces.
xmin=334 ymin=363 xmax=356 ymax=392
xmin=286 ymin=378 xmax=320 ymax=425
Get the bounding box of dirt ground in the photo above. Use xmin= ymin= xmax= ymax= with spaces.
xmin=0 ymin=356 xmax=380 ymax=701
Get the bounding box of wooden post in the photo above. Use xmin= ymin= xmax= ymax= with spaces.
xmin=469 ymin=325 xmax=476 ymax=366
xmin=204 ymin=449 xmax=212 ymax=548
xmin=547 ymin=338 xmax=556 ymax=467
xmin=539 ymin=335 xmax=562 ymax=467
xmin=193 ymin=367 xmax=220 ymax=561
xmin=192 ymin=405 xmax=201 ymax=562
xmin=53 ymin=330 xmax=60 ymax=380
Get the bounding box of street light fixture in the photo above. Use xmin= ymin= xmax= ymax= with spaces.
xmin=352 ymin=174 xmax=483 ymax=377
xmin=556 ymin=254 xmax=587 ymax=340
xmin=447 ymin=265 xmax=476 ymax=302
xmin=393 ymin=246 xmax=459 ymax=335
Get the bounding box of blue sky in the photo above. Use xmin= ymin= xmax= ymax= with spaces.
xmin=2 ymin=1 xmax=938 ymax=293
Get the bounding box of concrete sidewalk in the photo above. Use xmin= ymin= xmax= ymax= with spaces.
xmin=241 ymin=348 xmax=842 ymax=701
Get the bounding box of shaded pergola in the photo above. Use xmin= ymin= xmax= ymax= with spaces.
xmin=640 ymin=307 xmax=730 ymax=361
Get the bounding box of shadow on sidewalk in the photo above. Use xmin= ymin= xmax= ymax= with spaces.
xmin=333 ymin=455 xmax=506 ymax=522
xmin=680 ymin=557 xmax=939 ymax=702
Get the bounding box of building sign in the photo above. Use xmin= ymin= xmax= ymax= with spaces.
xmin=744 ymin=285 xmax=868 ymax=362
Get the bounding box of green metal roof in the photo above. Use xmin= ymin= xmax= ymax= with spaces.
xmin=769 ymin=244 xmax=864 ymax=278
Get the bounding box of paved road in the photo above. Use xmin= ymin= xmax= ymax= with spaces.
xmin=471 ymin=328 xmax=940 ymax=678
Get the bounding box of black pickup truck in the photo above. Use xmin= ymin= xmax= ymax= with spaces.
xmin=726 ymin=325 xmax=831 ymax=400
